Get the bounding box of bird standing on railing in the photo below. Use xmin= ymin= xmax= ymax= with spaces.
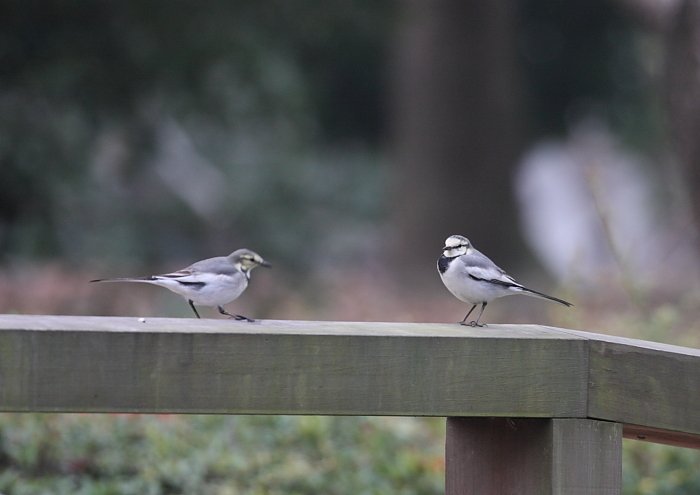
xmin=91 ymin=249 xmax=271 ymax=321
xmin=438 ymin=235 xmax=572 ymax=326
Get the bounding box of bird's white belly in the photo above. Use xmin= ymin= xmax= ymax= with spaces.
xmin=189 ymin=280 xmax=247 ymax=306
xmin=155 ymin=274 xmax=248 ymax=307
xmin=440 ymin=269 xmax=508 ymax=304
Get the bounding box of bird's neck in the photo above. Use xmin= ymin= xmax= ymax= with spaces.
xmin=235 ymin=263 xmax=252 ymax=280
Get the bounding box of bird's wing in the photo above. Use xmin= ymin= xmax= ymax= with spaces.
xmin=153 ymin=262 xmax=245 ymax=290
xmin=459 ymin=252 xmax=573 ymax=307
xmin=456 ymin=253 xmax=521 ymax=287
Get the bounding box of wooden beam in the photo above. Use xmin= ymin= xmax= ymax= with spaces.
xmin=445 ymin=417 xmax=622 ymax=495
xmin=623 ymin=424 xmax=700 ymax=450
xmin=0 ymin=315 xmax=588 ymax=416
xmin=2 ymin=314 xmax=700 ymax=449
xmin=575 ymin=331 xmax=700 ymax=438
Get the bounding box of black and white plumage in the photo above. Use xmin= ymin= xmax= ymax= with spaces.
xmin=91 ymin=249 xmax=271 ymax=321
xmin=437 ymin=235 xmax=572 ymax=326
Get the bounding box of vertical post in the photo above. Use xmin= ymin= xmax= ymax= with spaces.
xmin=445 ymin=417 xmax=621 ymax=495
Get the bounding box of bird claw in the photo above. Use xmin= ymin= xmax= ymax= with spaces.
xmin=232 ymin=314 xmax=255 ymax=323
xmin=460 ymin=321 xmax=486 ymax=327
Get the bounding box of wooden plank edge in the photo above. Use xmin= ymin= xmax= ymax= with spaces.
xmin=623 ymin=424 xmax=700 ymax=450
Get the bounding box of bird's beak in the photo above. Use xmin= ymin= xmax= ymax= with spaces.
xmin=442 ymin=246 xmax=449 ymax=251
xmin=260 ymin=260 xmax=272 ymax=268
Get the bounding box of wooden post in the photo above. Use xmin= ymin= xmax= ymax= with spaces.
xmin=445 ymin=417 xmax=621 ymax=495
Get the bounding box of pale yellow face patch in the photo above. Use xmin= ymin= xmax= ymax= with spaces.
xmin=238 ymin=256 xmax=259 ymax=269
xmin=235 ymin=253 xmax=270 ymax=272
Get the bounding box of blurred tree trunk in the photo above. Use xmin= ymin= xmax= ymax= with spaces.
xmin=388 ymin=0 xmax=525 ymax=285
xmin=666 ymin=0 xmax=700 ymax=231
xmin=615 ymin=0 xmax=700 ymax=233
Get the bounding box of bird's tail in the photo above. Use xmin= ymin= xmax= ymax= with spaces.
xmin=519 ymin=287 xmax=573 ymax=307
xmin=90 ymin=277 xmax=156 ymax=283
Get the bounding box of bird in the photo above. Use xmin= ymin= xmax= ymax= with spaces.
xmin=437 ymin=235 xmax=572 ymax=326
xmin=91 ymin=249 xmax=271 ymax=321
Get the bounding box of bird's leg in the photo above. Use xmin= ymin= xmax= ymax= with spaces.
xmin=470 ymin=302 xmax=488 ymax=327
xmin=218 ymin=306 xmax=255 ymax=322
xmin=188 ymin=300 xmax=201 ymax=319
xmin=459 ymin=305 xmax=477 ymax=325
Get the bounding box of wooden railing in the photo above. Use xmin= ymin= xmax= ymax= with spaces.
xmin=1 ymin=314 xmax=699 ymax=494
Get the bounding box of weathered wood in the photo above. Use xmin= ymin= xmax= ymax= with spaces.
xmin=551 ymin=419 xmax=622 ymax=494
xmin=623 ymin=424 xmax=700 ymax=450
xmin=446 ymin=417 xmax=552 ymax=495
xmin=575 ymin=331 xmax=700 ymax=438
xmin=0 ymin=315 xmax=588 ymax=416
xmin=1 ymin=314 xmax=700 ymax=451
xmin=445 ymin=417 xmax=621 ymax=495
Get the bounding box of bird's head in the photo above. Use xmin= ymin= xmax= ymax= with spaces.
xmin=442 ymin=235 xmax=472 ymax=257
xmin=228 ymin=249 xmax=272 ymax=273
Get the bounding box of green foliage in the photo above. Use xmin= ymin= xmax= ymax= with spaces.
xmin=0 ymin=414 xmax=445 ymax=495
xmin=4 ymin=413 xmax=700 ymax=494
xmin=623 ymin=440 xmax=700 ymax=495
xmin=0 ymin=1 xmax=393 ymax=269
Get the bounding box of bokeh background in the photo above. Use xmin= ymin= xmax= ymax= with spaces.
xmin=2 ymin=0 xmax=700 ymax=493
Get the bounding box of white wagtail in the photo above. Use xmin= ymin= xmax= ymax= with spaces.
xmin=438 ymin=235 xmax=572 ymax=326
xmin=91 ymin=249 xmax=271 ymax=321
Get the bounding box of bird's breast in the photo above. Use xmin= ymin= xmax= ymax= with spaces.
xmin=439 ymin=262 xmax=507 ymax=304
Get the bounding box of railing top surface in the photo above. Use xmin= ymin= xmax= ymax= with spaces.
xmin=0 ymin=314 xmax=699 ymax=448
xmin=0 ymin=313 xmax=584 ymax=338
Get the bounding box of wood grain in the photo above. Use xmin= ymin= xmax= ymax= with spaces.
xmin=580 ymin=332 xmax=700 ymax=437
xmin=623 ymin=424 xmax=700 ymax=450
xmin=1 ymin=314 xmax=700 ymax=450
xmin=446 ymin=417 xmax=553 ymax=495
xmin=551 ymin=419 xmax=622 ymax=495
xmin=445 ymin=418 xmax=621 ymax=495
xmin=0 ymin=316 xmax=588 ymax=416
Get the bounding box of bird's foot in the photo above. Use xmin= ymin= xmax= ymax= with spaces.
xmin=460 ymin=320 xmax=486 ymax=327
xmin=231 ymin=314 xmax=255 ymax=323
xmin=218 ymin=306 xmax=255 ymax=322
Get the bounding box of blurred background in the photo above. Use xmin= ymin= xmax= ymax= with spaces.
xmin=2 ymin=0 xmax=700 ymax=493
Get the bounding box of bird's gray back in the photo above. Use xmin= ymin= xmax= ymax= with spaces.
xmin=185 ymin=256 xmax=238 ymax=276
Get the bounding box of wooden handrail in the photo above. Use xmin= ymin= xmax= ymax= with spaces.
xmin=0 ymin=314 xmax=698 ymax=445
xmin=2 ymin=314 xmax=699 ymax=494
